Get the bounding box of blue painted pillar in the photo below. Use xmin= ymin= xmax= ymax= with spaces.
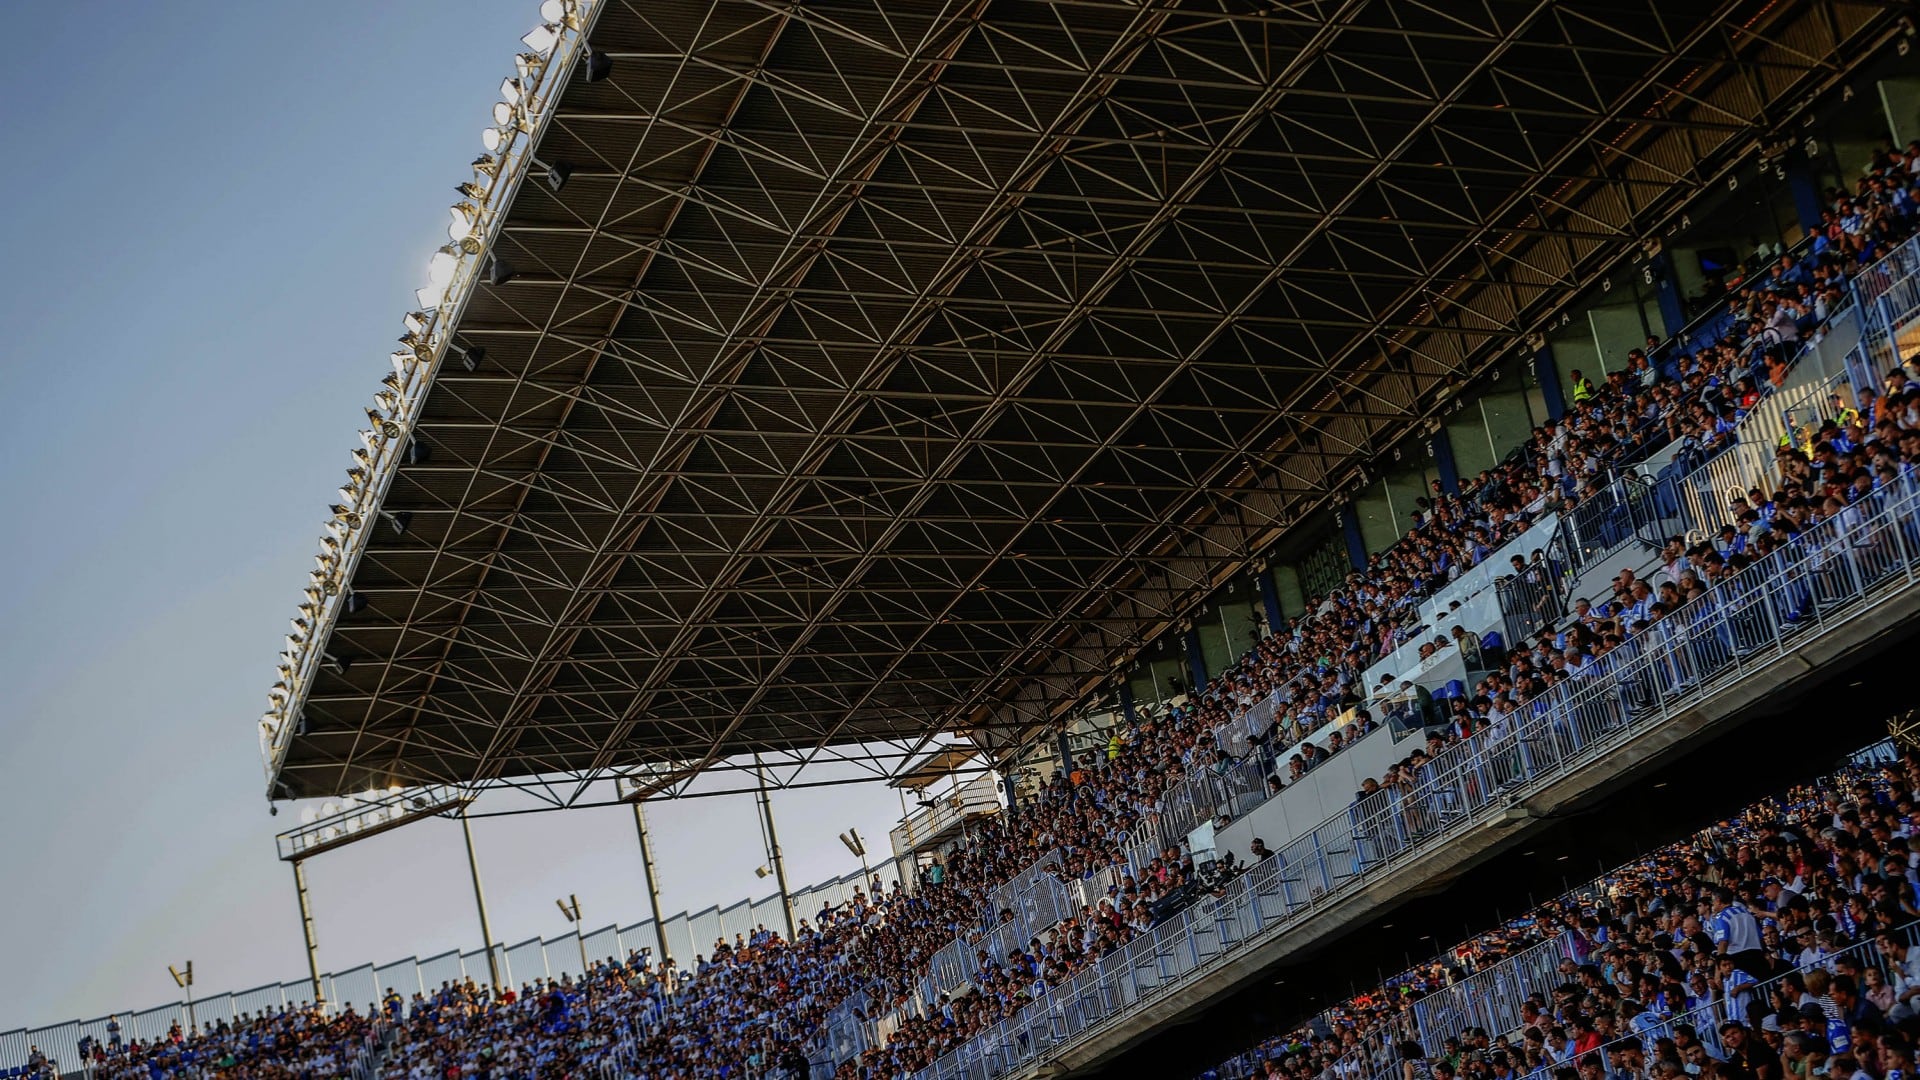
xmin=1120 ymin=681 xmax=1138 ymax=726
xmin=1430 ymin=427 xmax=1461 ymax=495
xmin=1339 ymin=505 xmax=1367 ymax=570
xmin=1001 ymin=771 xmax=1019 ymax=812
xmin=1185 ymin=628 xmax=1209 ymax=696
xmin=1256 ymin=570 xmax=1284 ymax=634
xmin=1786 ymin=157 xmax=1825 ymax=231
xmin=1649 ymin=252 xmax=1687 ymax=337
xmin=1533 ymin=344 xmax=1567 ymax=422
xmin=1056 ymin=729 xmax=1073 ymax=771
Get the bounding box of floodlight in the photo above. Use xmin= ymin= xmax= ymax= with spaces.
xmin=387 ymin=510 xmax=414 ymax=536
xmin=402 ymin=311 xmax=431 ymax=336
xmin=375 ymin=389 xmax=400 ymax=413
xmin=515 ymin=53 xmax=544 ymax=82
xmin=448 ymin=203 xmax=478 ymax=242
xmin=300 ymin=807 xmax=318 ymax=825
xmin=471 ymin=154 xmax=499 ymax=177
xmin=456 ymin=180 xmax=487 ymax=201
xmin=482 ymin=126 xmax=506 ymax=153
xmin=492 ymin=101 xmax=516 ymax=127
xmin=391 ymin=349 xmax=418 ymax=377
xmin=755 ymin=866 xmax=770 ymax=879
xmin=539 ymin=0 xmax=570 ymax=23
xmin=403 ymin=439 xmax=431 ymax=465
xmin=545 ymin=161 xmax=573 ymax=193
xmin=522 ymin=24 xmax=559 ymax=55
xmin=500 ymin=79 xmax=523 ymax=107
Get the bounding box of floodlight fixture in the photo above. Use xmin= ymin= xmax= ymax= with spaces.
xmin=448 ymin=203 xmax=479 ymax=242
xmin=275 ymin=784 xmax=472 ymax=860
xmin=522 ymin=24 xmax=559 ymax=55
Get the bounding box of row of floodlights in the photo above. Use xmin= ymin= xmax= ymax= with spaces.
xmin=260 ymin=0 xmax=609 ymax=761
xmin=292 ymin=787 xmax=410 ymax=847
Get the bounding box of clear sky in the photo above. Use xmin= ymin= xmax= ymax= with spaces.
xmin=0 ymin=0 xmax=904 ymax=1030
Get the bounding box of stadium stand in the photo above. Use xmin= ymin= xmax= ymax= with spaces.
xmin=11 ymin=122 xmax=1920 ymax=1080
xmin=14 ymin=11 xmax=1920 ymax=1080
xmin=823 ymin=142 xmax=1920 ymax=1080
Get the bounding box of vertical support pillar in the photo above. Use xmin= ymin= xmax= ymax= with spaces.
xmin=1056 ymin=726 xmax=1073 ymax=771
xmin=292 ymin=859 xmax=325 ymax=1008
xmin=1184 ymin=627 xmax=1209 ymax=696
xmin=1430 ymin=427 xmax=1461 ymax=495
xmin=1649 ymin=251 xmax=1687 ymax=338
xmin=459 ymin=808 xmax=502 ymax=995
xmin=1256 ymin=570 xmax=1284 ymax=635
xmin=753 ymin=755 xmax=796 ymax=941
xmin=1786 ymin=155 xmax=1825 ymax=231
xmin=1120 ymin=681 xmax=1138 ymax=726
xmin=629 ymin=801 xmax=671 ymax=968
xmin=1533 ymin=343 xmax=1566 ymax=422
xmin=1339 ymin=505 xmax=1367 ymax=570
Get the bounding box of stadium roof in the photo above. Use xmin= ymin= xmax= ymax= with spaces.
xmin=265 ymin=0 xmax=1909 ymax=802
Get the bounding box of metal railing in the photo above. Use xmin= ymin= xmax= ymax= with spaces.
xmin=907 ymin=475 xmax=1920 ymax=1080
xmin=1195 ymin=736 xmax=1901 ymax=1080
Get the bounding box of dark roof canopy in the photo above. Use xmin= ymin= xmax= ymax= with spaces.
xmin=270 ymin=0 xmax=1906 ymax=800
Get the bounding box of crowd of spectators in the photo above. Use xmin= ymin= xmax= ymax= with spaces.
xmin=24 ymin=1004 xmax=380 ymax=1080
xmin=828 ymin=139 xmax=1920 ymax=1080
xmin=20 ymin=141 xmax=1920 ymax=1080
xmin=1196 ymin=745 xmax=1920 ymax=1080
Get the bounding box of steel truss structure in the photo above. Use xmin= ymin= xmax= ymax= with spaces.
xmin=272 ymin=0 xmax=1912 ymax=803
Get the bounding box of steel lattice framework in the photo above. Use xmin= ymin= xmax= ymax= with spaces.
xmin=271 ymin=0 xmax=1910 ymax=802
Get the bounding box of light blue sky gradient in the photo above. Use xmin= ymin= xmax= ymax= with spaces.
xmin=0 ymin=1 xmax=902 ymax=1027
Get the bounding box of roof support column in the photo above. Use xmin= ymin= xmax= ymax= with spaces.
xmin=1184 ymin=627 xmax=1209 ymax=697
xmin=1787 ymin=150 xmax=1826 ymax=231
xmin=1534 ymin=343 xmax=1568 ymax=422
xmin=1257 ymin=567 xmax=1285 ymax=636
xmin=1339 ymin=505 xmax=1368 ymax=571
xmin=1431 ymin=427 xmax=1462 ymax=496
xmin=1649 ymin=251 xmax=1688 ymax=337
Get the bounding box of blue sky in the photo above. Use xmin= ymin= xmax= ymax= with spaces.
xmin=0 ymin=1 xmax=901 ymax=1028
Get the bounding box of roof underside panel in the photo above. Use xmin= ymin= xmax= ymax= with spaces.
xmin=276 ymin=0 xmax=1905 ymax=799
